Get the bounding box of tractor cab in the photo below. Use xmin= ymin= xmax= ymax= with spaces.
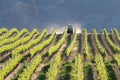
xmin=67 ymin=24 xmax=73 ymax=34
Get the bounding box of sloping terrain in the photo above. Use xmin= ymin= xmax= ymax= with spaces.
xmin=0 ymin=28 xmax=120 ymax=80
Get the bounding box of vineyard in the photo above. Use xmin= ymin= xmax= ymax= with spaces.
xmin=0 ymin=28 xmax=120 ymax=80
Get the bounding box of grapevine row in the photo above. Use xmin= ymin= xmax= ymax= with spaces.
xmin=0 ymin=29 xmax=45 ymax=79
xmin=0 ymin=28 xmax=8 ymax=35
xmin=0 ymin=29 xmax=39 ymax=54
xmin=102 ymin=29 xmax=120 ymax=53
xmin=92 ymin=29 xmax=107 ymax=57
xmin=18 ymin=55 xmax=42 ymax=80
xmin=94 ymin=54 xmax=108 ymax=80
xmin=113 ymin=28 xmax=120 ymax=42
xmin=46 ymin=54 xmax=61 ymax=80
xmin=114 ymin=54 xmax=120 ymax=68
xmin=65 ymin=29 xmax=77 ymax=56
xmin=0 ymin=28 xmax=29 ymax=46
xmin=0 ymin=54 xmax=22 ymax=80
xmin=0 ymin=28 xmax=19 ymax=40
xmin=70 ymin=54 xmax=84 ymax=80
xmin=82 ymin=29 xmax=89 ymax=58
xmin=12 ymin=29 xmax=47 ymax=55
xmin=48 ymin=29 xmax=66 ymax=56
xmin=30 ymin=29 xmax=56 ymax=57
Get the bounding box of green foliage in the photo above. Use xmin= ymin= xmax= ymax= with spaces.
xmin=46 ymin=54 xmax=61 ymax=80
xmin=0 ymin=28 xmax=120 ymax=80
xmin=60 ymin=61 xmax=72 ymax=80
xmin=92 ymin=29 xmax=107 ymax=57
xmin=0 ymin=28 xmax=19 ymax=40
xmin=105 ymin=62 xmax=117 ymax=80
xmin=65 ymin=29 xmax=77 ymax=56
xmin=82 ymin=28 xmax=89 ymax=58
xmin=0 ymin=28 xmax=29 ymax=46
xmin=113 ymin=28 xmax=120 ymax=42
xmin=70 ymin=54 xmax=84 ymax=80
xmin=94 ymin=54 xmax=108 ymax=80
xmin=12 ymin=29 xmax=47 ymax=55
xmin=48 ymin=29 xmax=66 ymax=56
xmin=18 ymin=55 xmax=42 ymax=80
xmin=103 ymin=29 xmax=120 ymax=53
xmin=0 ymin=29 xmax=39 ymax=54
xmin=84 ymin=62 xmax=93 ymax=80
xmin=0 ymin=54 xmax=22 ymax=80
xmin=30 ymin=29 xmax=56 ymax=57
xmin=0 ymin=28 xmax=8 ymax=35
xmin=114 ymin=54 xmax=120 ymax=68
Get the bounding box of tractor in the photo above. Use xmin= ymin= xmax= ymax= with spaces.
xmin=67 ymin=24 xmax=73 ymax=34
